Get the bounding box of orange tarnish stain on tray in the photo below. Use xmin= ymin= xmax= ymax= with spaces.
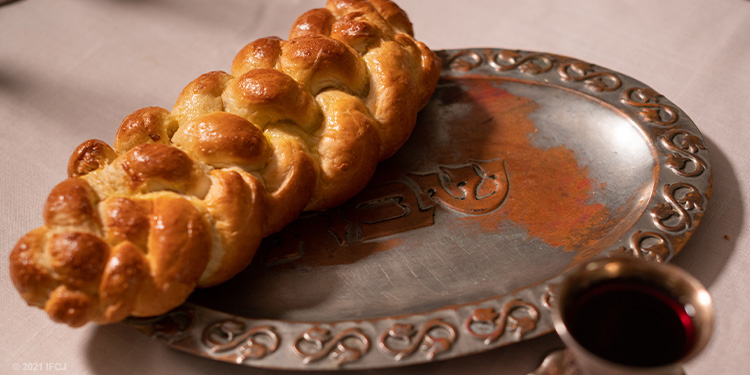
xmin=443 ymin=78 xmax=613 ymax=254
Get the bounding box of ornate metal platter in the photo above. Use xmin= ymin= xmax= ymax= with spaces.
xmin=125 ymin=48 xmax=712 ymax=370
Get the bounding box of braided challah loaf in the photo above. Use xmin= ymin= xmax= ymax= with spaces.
xmin=10 ymin=0 xmax=440 ymax=327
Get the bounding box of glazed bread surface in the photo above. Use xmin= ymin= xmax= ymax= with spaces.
xmin=9 ymin=0 xmax=440 ymax=327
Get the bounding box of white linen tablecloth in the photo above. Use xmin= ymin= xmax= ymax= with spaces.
xmin=1 ymin=1 xmax=748 ymax=374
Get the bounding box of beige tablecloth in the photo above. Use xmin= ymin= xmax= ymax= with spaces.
xmin=1 ymin=1 xmax=748 ymax=374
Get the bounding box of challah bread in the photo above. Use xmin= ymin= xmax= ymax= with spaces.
xmin=10 ymin=0 xmax=440 ymax=327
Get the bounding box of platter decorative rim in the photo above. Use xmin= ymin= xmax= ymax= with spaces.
xmin=125 ymin=48 xmax=712 ymax=370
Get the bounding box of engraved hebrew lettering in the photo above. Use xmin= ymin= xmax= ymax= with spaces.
xmin=409 ymin=159 xmax=509 ymax=215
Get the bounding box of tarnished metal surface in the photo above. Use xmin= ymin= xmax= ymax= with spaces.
xmin=125 ymin=48 xmax=712 ymax=370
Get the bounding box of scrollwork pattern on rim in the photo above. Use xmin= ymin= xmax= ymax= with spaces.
xmin=651 ymin=183 xmax=704 ymax=233
xmin=444 ymin=50 xmax=483 ymax=72
xmin=557 ymin=61 xmax=621 ymax=92
xmin=660 ymin=129 xmax=708 ymax=177
xmin=629 ymin=230 xmax=671 ymax=262
xmin=378 ymin=318 xmax=457 ymax=361
xmin=202 ymin=320 xmax=280 ymax=363
xmin=621 ymin=87 xmax=679 ymax=126
xmin=609 ymin=230 xmax=673 ymax=263
xmin=443 ymin=49 xmax=555 ymax=75
xmin=292 ymin=327 xmax=371 ymax=367
xmin=464 ymin=299 xmax=540 ymax=345
xmin=489 ymin=50 xmax=554 ymax=74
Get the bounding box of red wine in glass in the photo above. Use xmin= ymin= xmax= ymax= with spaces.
xmin=563 ymin=279 xmax=695 ymax=367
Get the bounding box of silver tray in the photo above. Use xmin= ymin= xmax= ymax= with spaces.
xmin=125 ymin=48 xmax=712 ymax=370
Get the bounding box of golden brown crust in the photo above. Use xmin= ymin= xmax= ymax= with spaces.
xmin=261 ymin=127 xmax=318 ymax=234
xmin=98 ymin=242 xmax=149 ymax=322
xmin=231 ymin=37 xmax=283 ymax=76
xmin=115 ymin=143 xmax=211 ymax=197
xmin=172 ymin=71 xmax=232 ymax=124
xmin=100 ymin=197 xmax=151 ymax=248
xmin=330 ymin=12 xmax=381 ymax=53
xmin=200 ymin=169 xmax=268 ymax=286
xmin=223 ymin=68 xmax=322 ymax=131
xmin=48 ymin=232 xmax=109 ymax=292
xmin=290 ymin=9 xmax=335 ymax=40
xmin=131 ymin=193 xmax=211 ymax=316
xmin=10 ymin=228 xmax=57 ymax=307
xmin=172 ymin=112 xmax=271 ymax=170
xmin=45 ymin=286 xmax=95 ymax=328
xmin=9 ymin=0 xmax=440 ymax=326
xmin=43 ymin=178 xmax=99 ymax=229
xmin=68 ymin=139 xmax=117 ymax=178
xmin=114 ymin=106 xmax=178 ymax=153
xmin=121 ymin=143 xmax=195 ymax=184
xmin=279 ymin=35 xmax=368 ymax=95
xmin=367 ymin=0 xmax=413 ymax=35
xmin=307 ymin=91 xmax=381 ymax=210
